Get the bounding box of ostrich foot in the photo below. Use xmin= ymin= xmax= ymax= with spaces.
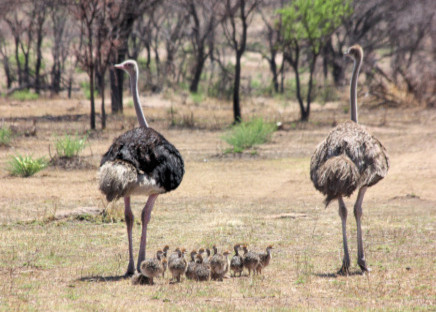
xmin=131 ymin=272 xmax=152 ymax=285
xmin=358 ymin=259 xmax=371 ymax=273
xmin=337 ymin=260 xmax=350 ymax=276
xmin=125 ymin=263 xmax=135 ymax=277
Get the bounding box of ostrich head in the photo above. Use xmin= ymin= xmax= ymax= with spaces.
xmin=344 ymin=44 xmax=364 ymax=61
xmin=114 ymin=60 xmax=138 ymax=76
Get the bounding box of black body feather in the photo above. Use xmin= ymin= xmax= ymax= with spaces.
xmin=100 ymin=127 xmax=184 ymax=194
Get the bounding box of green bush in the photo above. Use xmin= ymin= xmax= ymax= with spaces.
xmin=126 ymin=99 xmax=134 ymax=108
xmin=80 ymin=81 xmax=99 ymax=100
xmin=0 ymin=126 xmax=12 ymax=146
xmin=11 ymin=89 xmax=39 ymax=101
xmin=55 ymin=133 xmax=88 ymax=158
xmin=190 ymin=92 xmax=203 ymax=104
xmin=8 ymin=155 xmax=48 ymax=177
xmin=222 ymin=118 xmax=277 ymax=153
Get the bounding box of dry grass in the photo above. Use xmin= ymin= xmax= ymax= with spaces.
xmin=0 ymin=95 xmax=435 ymax=311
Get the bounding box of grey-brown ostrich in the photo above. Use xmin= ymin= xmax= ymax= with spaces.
xmin=256 ymin=245 xmax=273 ymax=274
xmin=310 ymin=45 xmax=389 ymax=275
xmin=138 ymin=250 xmax=165 ymax=285
xmin=230 ymin=244 xmax=243 ymax=277
xmin=98 ymin=60 xmax=184 ymax=278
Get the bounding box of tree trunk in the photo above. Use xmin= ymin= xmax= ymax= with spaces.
xmin=268 ymin=56 xmax=279 ymax=94
xmin=51 ymin=61 xmax=61 ymax=94
xmin=189 ymin=56 xmax=206 ymax=93
xmin=2 ymin=57 xmax=13 ymax=89
xmin=110 ymin=53 xmax=124 ymax=114
xmin=35 ymin=30 xmax=44 ymax=94
xmin=332 ymin=61 xmax=346 ymax=87
xmin=304 ymin=54 xmax=318 ymax=122
xmin=90 ymin=66 xmax=96 ymax=130
xmin=14 ymin=37 xmax=23 ymax=86
xmin=233 ymin=53 xmax=242 ymax=123
xmin=97 ymin=72 xmax=106 ymax=129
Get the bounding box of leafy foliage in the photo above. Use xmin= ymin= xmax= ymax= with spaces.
xmin=0 ymin=126 xmax=12 ymax=146
xmin=11 ymin=89 xmax=39 ymax=101
xmin=279 ymin=0 xmax=352 ymax=53
xmin=8 ymin=154 xmax=48 ymax=177
xmin=55 ymin=133 xmax=88 ymax=158
xmin=278 ymin=0 xmax=352 ymax=121
xmin=222 ymin=118 xmax=277 ymax=153
xmin=80 ymin=82 xmax=99 ymax=100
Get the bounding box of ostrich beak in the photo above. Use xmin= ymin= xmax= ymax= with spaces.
xmin=114 ymin=63 xmax=124 ymax=70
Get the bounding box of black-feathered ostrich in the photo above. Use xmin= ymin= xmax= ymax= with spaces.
xmin=310 ymin=45 xmax=389 ymax=275
xmin=98 ymin=60 xmax=184 ymax=277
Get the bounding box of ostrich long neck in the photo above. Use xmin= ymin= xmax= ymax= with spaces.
xmin=350 ymin=54 xmax=362 ymax=123
xmin=130 ymin=71 xmax=148 ymax=128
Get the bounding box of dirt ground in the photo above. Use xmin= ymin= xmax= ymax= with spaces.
xmin=0 ymin=94 xmax=435 ymax=311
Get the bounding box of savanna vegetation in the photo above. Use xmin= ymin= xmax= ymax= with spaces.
xmin=0 ymin=0 xmax=435 ymax=311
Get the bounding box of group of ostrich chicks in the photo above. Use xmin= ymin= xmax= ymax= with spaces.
xmin=132 ymin=244 xmax=273 ymax=285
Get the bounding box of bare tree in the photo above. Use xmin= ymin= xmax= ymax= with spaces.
xmin=183 ymin=0 xmax=220 ymax=93
xmin=34 ymin=0 xmax=48 ymax=94
xmin=5 ymin=5 xmax=35 ymax=89
xmin=74 ymin=0 xmax=100 ymax=130
xmin=221 ymin=0 xmax=261 ymax=123
xmin=95 ymin=0 xmax=120 ymax=129
xmin=159 ymin=1 xmax=190 ymax=88
xmin=257 ymin=0 xmax=286 ymax=93
xmin=108 ymin=0 xmax=162 ymax=114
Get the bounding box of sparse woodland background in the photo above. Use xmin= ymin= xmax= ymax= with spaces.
xmin=0 ymin=0 xmax=435 ymax=129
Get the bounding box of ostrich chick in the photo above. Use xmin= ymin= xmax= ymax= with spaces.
xmin=162 ymin=245 xmax=170 ymax=278
xmin=230 ymin=244 xmax=244 ymax=277
xmin=168 ymin=248 xmax=187 ymax=283
xmin=203 ymin=248 xmax=211 ymax=267
xmin=256 ymin=245 xmax=273 ymax=274
xmin=242 ymin=245 xmax=260 ymax=276
xmin=210 ymin=249 xmax=231 ymax=281
xmin=194 ymin=254 xmax=211 ymax=281
xmin=185 ymin=250 xmax=198 ymax=280
xmin=139 ymin=250 xmax=165 ymax=285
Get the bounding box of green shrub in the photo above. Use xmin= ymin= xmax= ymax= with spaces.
xmin=126 ymin=99 xmax=134 ymax=108
xmin=190 ymin=92 xmax=203 ymax=104
xmin=8 ymin=155 xmax=48 ymax=177
xmin=11 ymin=89 xmax=39 ymax=101
xmin=80 ymin=81 xmax=99 ymax=100
xmin=222 ymin=118 xmax=277 ymax=153
xmin=0 ymin=126 xmax=12 ymax=146
xmin=55 ymin=133 xmax=88 ymax=158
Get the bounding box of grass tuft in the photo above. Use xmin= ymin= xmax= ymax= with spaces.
xmin=190 ymin=92 xmax=203 ymax=104
xmin=54 ymin=133 xmax=88 ymax=158
xmin=80 ymin=82 xmax=99 ymax=100
xmin=0 ymin=126 xmax=12 ymax=146
xmin=11 ymin=89 xmax=39 ymax=101
xmin=7 ymin=154 xmax=48 ymax=177
xmin=222 ymin=118 xmax=277 ymax=153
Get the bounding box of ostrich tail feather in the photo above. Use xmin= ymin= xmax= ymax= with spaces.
xmin=98 ymin=161 xmax=137 ymax=202
xmin=314 ymin=155 xmax=360 ymax=207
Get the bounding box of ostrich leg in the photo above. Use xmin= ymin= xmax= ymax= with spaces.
xmin=124 ymin=196 xmax=135 ymax=276
xmin=354 ymin=187 xmax=369 ymax=272
xmin=338 ymin=196 xmax=350 ymax=275
xmin=136 ymin=194 xmax=159 ymax=272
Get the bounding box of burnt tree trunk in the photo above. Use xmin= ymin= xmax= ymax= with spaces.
xmin=97 ymin=72 xmax=106 ymax=129
xmin=189 ymin=53 xmax=206 ymax=93
xmin=233 ymin=52 xmax=242 ymax=123
xmin=110 ymin=53 xmax=125 ymax=114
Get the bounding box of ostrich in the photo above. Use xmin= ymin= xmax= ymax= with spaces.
xmin=98 ymin=60 xmax=184 ymax=278
xmin=310 ymin=45 xmax=389 ymax=275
